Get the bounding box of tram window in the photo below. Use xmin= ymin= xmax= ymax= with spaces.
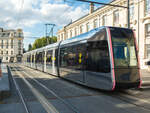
xmin=32 ymin=55 xmax=34 ymax=63
xmin=89 ymin=28 xmax=107 ymax=41
xmin=35 ymin=53 xmax=38 ymax=63
xmin=60 ymin=44 xmax=85 ymax=69
xmin=46 ymin=50 xmax=52 ymax=65
xmin=36 ymin=52 xmax=44 ymax=64
xmin=60 ymin=48 xmax=67 ymax=67
xmin=27 ymin=55 xmax=31 ymax=63
xmin=28 ymin=55 xmax=31 ymax=63
xmin=110 ymin=28 xmax=138 ymax=67
xmin=86 ymin=40 xmax=110 ymax=73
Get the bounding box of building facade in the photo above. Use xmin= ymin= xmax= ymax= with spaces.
xmin=57 ymin=0 xmax=150 ymax=69
xmin=0 ymin=28 xmax=24 ymax=63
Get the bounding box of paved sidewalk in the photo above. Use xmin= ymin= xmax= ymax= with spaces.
xmin=141 ymin=69 xmax=150 ymax=86
xmin=0 ymin=64 xmax=10 ymax=100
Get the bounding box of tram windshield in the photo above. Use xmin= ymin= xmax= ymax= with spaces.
xmin=110 ymin=28 xmax=138 ymax=67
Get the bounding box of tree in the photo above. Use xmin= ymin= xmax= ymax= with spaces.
xmin=28 ymin=44 xmax=32 ymax=51
xmin=23 ymin=48 xmax=26 ymax=53
xmin=31 ymin=36 xmax=57 ymax=50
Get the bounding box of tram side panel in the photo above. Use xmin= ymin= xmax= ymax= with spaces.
xmin=59 ymin=43 xmax=85 ymax=82
xmin=54 ymin=49 xmax=58 ymax=76
xmin=85 ymin=28 xmax=113 ymax=90
xmin=59 ymin=28 xmax=114 ymax=90
xmin=31 ymin=53 xmax=36 ymax=69
xmin=35 ymin=51 xmax=44 ymax=71
xmin=45 ymin=49 xmax=53 ymax=74
xmin=27 ymin=54 xmax=31 ymax=67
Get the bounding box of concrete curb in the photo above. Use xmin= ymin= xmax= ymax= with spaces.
xmin=0 ymin=64 xmax=10 ymax=101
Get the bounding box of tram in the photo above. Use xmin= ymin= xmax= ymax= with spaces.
xmin=23 ymin=26 xmax=142 ymax=91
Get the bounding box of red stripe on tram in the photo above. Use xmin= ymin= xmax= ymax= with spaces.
xmin=107 ymin=28 xmax=116 ymax=91
xmin=133 ymin=30 xmax=142 ymax=88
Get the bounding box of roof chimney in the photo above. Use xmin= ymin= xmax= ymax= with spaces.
xmin=89 ymin=3 xmax=94 ymax=14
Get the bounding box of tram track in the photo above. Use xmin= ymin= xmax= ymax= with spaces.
xmin=24 ymin=66 xmax=150 ymax=111
xmin=10 ymin=64 xmax=81 ymax=113
xmin=10 ymin=64 xmax=150 ymax=113
xmin=9 ymin=66 xmax=59 ymax=113
xmin=8 ymin=66 xmax=31 ymax=113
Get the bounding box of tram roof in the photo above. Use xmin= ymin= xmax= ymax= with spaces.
xmin=24 ymin=26 xmax=130 ymax=55
xmin=23 ymin=26 xmax=106 ymax=55
xmin=60 ymin=26 xmax=105 ymax=46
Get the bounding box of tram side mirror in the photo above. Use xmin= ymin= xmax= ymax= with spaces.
xmin=147 ymin=61 xmax=150 ymax=65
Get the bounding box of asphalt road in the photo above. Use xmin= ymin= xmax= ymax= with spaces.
xmin=1 ymin=64 xmax=150 ymax=113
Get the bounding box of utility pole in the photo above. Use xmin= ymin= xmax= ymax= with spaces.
xmin=45 ymin=23 xmax=50 ymax=45
xmin=45 ymin=23 xmax=56 ymax=45
xmin=74 ymin=0 xmax=130 ymax=28
xmin=127 ymin=0 xmax=130 ymax=28
xmin=49 ymin=24 xmax=55 ymax=44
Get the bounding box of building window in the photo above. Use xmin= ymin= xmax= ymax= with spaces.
xmin=70 ymin=30 xmax=72 ymax=38
xmin=113 ymin=10 xmax=119 ymax=26
xmin=6 ymin=57 xmax=8 ymax=60
xmin=2 ymin=33 xmax=5 ymax=37
xmin=65 ymin=32 xmax=68 ymax=39
xmin=146 ymin=0 xmax=150 ymax=15
xmin=19 ymin=51 xmax=21 ymax=55
xmin=6 ymin=40 xmax=8 ymax=49
xmin=86 ymin=23 xmax=90 ymax=32
xmin=75 ymin=28 xmax=77 ymax=36
xmin=11 ymin=33 xmax=13 ymax=37
xmin=11 ymin=39 xmax=13 ymax=43
xmin=14 ymin=32 xmax=16 ymax=36
xmin=6 ymin=51 xmax=8 ymax=55
xmin=61 ymin=34 xmax=63 ymax=40
xmin=11 ymin=39 xmax=13 ymax=48
xmin=11 ymin=51 xmax=13 ymax=55
xmin=130 ymin=4 xmax=134 ymax=19
xmin=80 ymin=25 xmax=83 ymax=34
xmin=1 ymin=51 xmax=3 ymax=55
xmin=147 ymin=44 xmax=150 ymax=58
xmin=18 ymin=33 xmax=22 ymax=37
xmin=94 ymin=19 xmax=98 ymax=28
xmin=146 ymin=24 xmax=150 ymax=36
xmin=102 ymin=15 xmax=107 ymax=26
xmin=1 ymin=40 xmax=3 ymax=49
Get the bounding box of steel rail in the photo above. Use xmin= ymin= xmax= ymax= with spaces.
xmin=18 ymin=65 xmax=81 ymax=113
xmin=8 ymin=66 xmax=31 ymax=113
xmin=12 ymin=65 xmax=60 ymax=113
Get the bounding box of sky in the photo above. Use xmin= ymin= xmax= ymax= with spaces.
xmin=0 ymin=0 xmax=111 ymax=50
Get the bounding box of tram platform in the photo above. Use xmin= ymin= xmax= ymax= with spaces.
xmin=0 ymin=64 xmax=10 ymax=100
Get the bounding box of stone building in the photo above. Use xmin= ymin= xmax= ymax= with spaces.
xmin=0 ymin=28 xmax=24 ymax=63
xmin=57 ymin=0 xmax=150 ymax=69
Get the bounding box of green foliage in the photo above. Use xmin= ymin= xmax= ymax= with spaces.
xmin=28 ymin=36 xmax=57 ymax=51
xmin=28 ymin=44 xmax=32 ymax=51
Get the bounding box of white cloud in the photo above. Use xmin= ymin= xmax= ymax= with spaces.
xmin=0 ymin=0 xmax=89 ymax=50
xmin=0 ymin=0 xmax=88 ymax=29
xmin=24 ymin=31 xmax=33 ymax=37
